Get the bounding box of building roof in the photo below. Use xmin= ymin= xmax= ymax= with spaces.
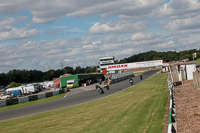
xmin=99 ymin=56 xmax=114 ymax=60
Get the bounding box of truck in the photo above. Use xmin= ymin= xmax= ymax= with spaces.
xmin=42 ymin=81 xmax=54 ymax=89
xmin=0 ymin=84 xmax=41 ymax=100
xmin=0 ymin=89 xmax=22 ymax=100
xmin=22 ymin=85 xmax=39 ymax=94
xmin=67 ymin=80 xmax=76 ymax=88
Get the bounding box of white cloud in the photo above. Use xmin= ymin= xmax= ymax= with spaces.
xmin=155 ymin=0 xmax=200 ymax=19
xmin=165 ymin=15 xmax=200 ymax=33
xmin=154 ymin=0 xmax=200 ymax=35
xmin=89 ymin=20 xmax=149 ymax=34
xmin=154 ymin=40 xmax=176 ymax=49
xmin=0 ymin=0 xmax=164 ymax=24
xmin=0 ymin=17 xmax=27 ymax=31
xmin=0 ymin=28 xmax=38 ymax=41
xmin=130 ymin=32 xmax=155 ymax=41
xmin=100 ymin=43 xmax=122 ymax=50
xmin=0 ymin=0 xmax=32 ymax=14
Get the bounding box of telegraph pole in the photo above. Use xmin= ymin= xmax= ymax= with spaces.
xmin=61 ymin=61 xmax=66 ymax=74
xmin=61 ymin=61 xmax=63 ymax=70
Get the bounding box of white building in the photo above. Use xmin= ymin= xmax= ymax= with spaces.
xmin=97 ymin=56 xmax=115 ymax=73
xmin=174 ymin=62 xmax=196 ymax=81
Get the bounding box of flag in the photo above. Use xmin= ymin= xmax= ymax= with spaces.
xmin=101 ymin=68 xmax=107 ymax=75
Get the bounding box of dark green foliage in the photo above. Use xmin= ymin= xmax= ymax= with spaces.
xmin=122 ymin=49 xmax=200 ymax=63
xmin=9 ymin=82 xmax=21 ymax=88
xmin=0 ymin=66 xmax=97 ymax=86
xmin=119 ymin=58 xmax=128 ymax=64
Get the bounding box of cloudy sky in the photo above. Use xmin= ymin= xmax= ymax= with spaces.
xmin=0 ymin=0 xmax=200 ymax=73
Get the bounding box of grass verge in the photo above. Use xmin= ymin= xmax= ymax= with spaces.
xmin=0 ymin=93 xmax=66 ymax=112
xmin=195 ymin=58 xmax=200 ymax=65
xmin=0 ymin=73 xmax=168 ymax=133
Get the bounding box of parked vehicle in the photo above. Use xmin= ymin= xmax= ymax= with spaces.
xmin=42 ymin=81 xmax=54 ymax=89
xmin=0 ymin=89 xmax=22 ymax=100
xmin=0 ymin=88 xmax=5 ymax=92
xmin=67 ymin=80 xmax=76 ymax=88
xmin=0 ymin=84 xmax=43 ymax=100
xmin=22 ymin=85 xmax=39 ymax=94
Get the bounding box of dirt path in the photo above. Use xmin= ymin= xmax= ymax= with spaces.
xmin=175 ymin=80 xmax=200 ymax=133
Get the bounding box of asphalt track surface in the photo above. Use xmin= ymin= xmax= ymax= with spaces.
xmin=0 ymin=69 xmax=159 ymax=121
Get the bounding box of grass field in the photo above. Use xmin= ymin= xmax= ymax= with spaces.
xmin=195 ymin=58 xmax=200 ymax=65
xmin=0 ymin=73 xmax=168 ymax=133
xmin=0 ymin=93 xmax=66 ymax=112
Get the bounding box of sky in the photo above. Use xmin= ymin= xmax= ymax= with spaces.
xmin=0 ymin=0 xmax=200 ymax=73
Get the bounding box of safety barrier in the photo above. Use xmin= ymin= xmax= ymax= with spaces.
xmin=0 ymin=100 xmax=6 ymax=107
xmin=18 ymin=97 xmax=29 ymax=104
xmin=28 ymin=95 xmax=38 ymax=101
xmin=0 ymin=88 xmax=69 ymax=107
xmin=168 ymin=79 xmax=177 ymax=133
xmin=6 ymin=98 xmax=18 ymax=106
xmin=45 ymin=92 xmax=53 ymax=98
xmin=110 ymin=71 xmax=134 ymax=84
xmin=38 ymin=93 xmax=46 ymax=99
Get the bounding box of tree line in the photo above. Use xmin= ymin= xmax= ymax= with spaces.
xmin=0 ymin=66 xmax=97 ymax=87
xmin=0 ymin=49 xmax=199 ymax=87
xmin=116 ymin=49 xmax=200 ymax=64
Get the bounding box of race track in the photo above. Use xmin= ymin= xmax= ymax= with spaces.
xmin=0 ymin=69 xmax=159 ymax=121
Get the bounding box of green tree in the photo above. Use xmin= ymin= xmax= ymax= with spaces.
xmin=9 ymin=82 xmax=21 ymax=88
xmin=119 ymin=58 xmax=128 ymax=64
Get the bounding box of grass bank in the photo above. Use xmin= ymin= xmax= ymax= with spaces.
xmin=0 ymin=73 xmax=168 ymax=133
xmin=195 ymin=58 xmax=200 ymax=65
xmin=0 ymin=93 xmax=66 ymax=112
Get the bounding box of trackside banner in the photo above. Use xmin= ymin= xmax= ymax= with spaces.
xmin=107 ymin=60 xmax=163 ymax=71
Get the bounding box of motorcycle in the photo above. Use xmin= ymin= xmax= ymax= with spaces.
xmin=96 ymin=85 xmax=104 ymax=94
xmin=129 ymin=78 xmax=133 ymax=85
xmin=104 ymin=84 xmax=109 ymax=90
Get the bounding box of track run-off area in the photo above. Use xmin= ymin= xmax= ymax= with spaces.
xmin=0 ymin=69 xmax=168 ymax=133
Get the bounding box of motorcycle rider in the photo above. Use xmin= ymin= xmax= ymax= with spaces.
xmin=140 ymin=75 xmax=143 ymax=80
xmin=129 ymin=77 xmax=133 ymax=85
xmin=96 ymin=84 xmax=104 ymax=94
xmin=104 ymin=82 xmax=109 ymax=90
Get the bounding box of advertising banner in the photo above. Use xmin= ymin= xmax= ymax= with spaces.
xmin=107 ymin=60 xmax=163 ymax=71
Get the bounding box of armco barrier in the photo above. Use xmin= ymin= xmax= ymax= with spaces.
xmin=53 ymin=90 xmax=59 ymax=96
xmin=28 ymin=95 xmax=38 ymax=101
xmin=18 ymin=96 xmax=29 ymax=104
xmin=64 ymin=88 xmax=69 ymax=92
xmin=110 ymin=74 xmax=133 ymax=84
xmin=168 ymin=79 xmax=177 ymax=133
xmin=45 ymin=92 xmax=53 ymax=98
xmin=6 ymin=98 xmax=19 ymax=106
xmin=38 ymin=93 xmax=46 ymax=99
xmin=0 ymin=88 xmax=68 ymax=107
xmin=59 ymin=89 xmax=65 ymax=94
xmin=0 ymin=100 xmax=6 ymax=107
